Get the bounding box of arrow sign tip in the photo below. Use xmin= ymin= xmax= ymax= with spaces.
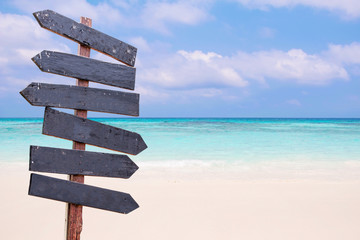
xmin=136 ymin=135 xmax=148 ymax=155
xmin=19 ymin=83 xmax=36 ymax=105
xmin=31 ymin=51 xmax=44 ymax=71
xmin=33 ymin=10 xmax=54 ymax=29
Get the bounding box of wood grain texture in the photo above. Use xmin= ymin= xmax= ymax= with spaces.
xmin=33 ymin=10 xmax=137 ymax=66
xmin=29 ymin=173 xmax=139 ymax=214
xmin=66 ymin=16 xmax=92 ymax=240
xmin=32 ymin=51 xmax=136 ymax=90
xmin=42 ymin=107 xmax=147 ymax=155
xmin=20 ymin=82 xmax=139 ymax=116
xmin=29 ymin=146 xmax=139 ymax=178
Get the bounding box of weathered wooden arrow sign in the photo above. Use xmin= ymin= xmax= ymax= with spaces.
xmin=43 ymin=107 xmax=147 ymax=155
xmin=33 ymin=10 xmax=137 ymax=66
xmin=29 ymin=146 xmax=138 ymax=178
xmin=29 ymin=173 xmax=139 ymax=214
xmin=20 ymin=82 xmax=139 ymax=116
xmin=32 ymin=51 xmax=136 ymax=90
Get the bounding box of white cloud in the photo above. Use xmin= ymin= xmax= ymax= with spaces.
xmin=136 ymin=84 xmax=229 ymax=104
xmin=184 ymin=88 xmax=224 ymax=97
xmin=109 ymin=0 xmax=132 ymax=9
xmin=136 ymin=84 xmax=170 ymax=103
xmin=137 ymin=43 xmax=356 ymax=91
xmin=229 ymin=48 xmax=348 ymax=85
xmin=129 ymin=37 xmax=151 ymax=52
xmin=4 ymin=76 xmax=29 ymax=88
xmin=0 ymin=13 xmax=47 ymax=48
xmin=139 ymin=49 xmax=248 ymax=89
xmin=0 ymin=12 xmax=70 ymax=70
xmin=92 ymin=52 xmax=119 ymax=64
xmin=140 ymin=1 xmax=211 ymax=34
xmin=325 ymin=42 xmax=360 ymax=64
xmin=12 ymin=0 xmax=125 ymax=26
xmin=179 ymin=50 xmax=222 ymax=62
xmin=0 ymin=12 xmax=75 ymax=97
xmin=234 ymin=0 xmax=360 ymax=19
xmin=11 ymin=0 xmax=212 ymax=34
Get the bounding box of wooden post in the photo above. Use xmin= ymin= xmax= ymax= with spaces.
xmin=23 ymin=9 xmax=145 ymax=238
xmin=65 ymin=16 xmax=92 ymax=240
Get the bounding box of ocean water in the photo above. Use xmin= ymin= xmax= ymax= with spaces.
xmin=1 ymin=118 xmax=360 ymax=174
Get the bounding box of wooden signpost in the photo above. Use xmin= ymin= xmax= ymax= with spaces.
xmin=33 ymin=10 xmax=137 ymax=66
xmin=21 ymin=82 xmax=139 ymax=115
xmin=20 ymin=9 xmax=146 ymax=240
xmin=43 ymin=107 xmax=147 ymax=155
xmin=32 ymin=51 xmax=136 ymax=89
xmin=29 ymin=174 xmax=139 ymax=214
xmin=30 ymin=146 xmax=138 ymax=178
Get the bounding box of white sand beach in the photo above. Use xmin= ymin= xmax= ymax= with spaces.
xmin=1 ymin=163 xmax=360 ymax=240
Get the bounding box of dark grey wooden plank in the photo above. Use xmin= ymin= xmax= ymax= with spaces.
xmin=32 ymin=51 xmax=136 ymax=90
xmin=20 ymin=82 xmax=139 ymax=116
xmin=43 ymin=107 xmax=147 ymax=155
xmin=33 ymin=10 xmax=137 ymax=66
xmin=29 ymin=146 xmax=139 ymax=178
xmin=29 ymin=173 xmax=139 ymax=214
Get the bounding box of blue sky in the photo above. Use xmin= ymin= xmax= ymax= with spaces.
xmin=1 ymin=0 xmax=360 ymax=117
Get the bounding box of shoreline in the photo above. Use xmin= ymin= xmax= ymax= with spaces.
xmin=3 ymin=159 xmax=360 ymax=181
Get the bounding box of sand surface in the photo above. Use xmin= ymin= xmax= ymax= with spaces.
xmin=1 ymin=164 xmax=360 ymax=240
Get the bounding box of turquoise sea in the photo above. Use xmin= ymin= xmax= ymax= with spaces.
xmin=1 ymin=118 xmax=360 ymax=175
